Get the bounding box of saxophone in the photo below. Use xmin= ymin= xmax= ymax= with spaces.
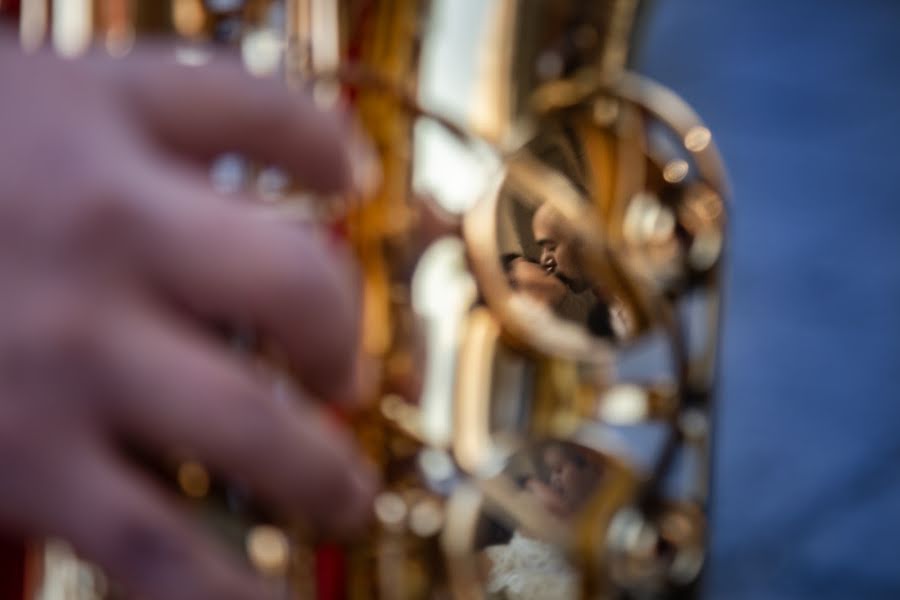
xmin=17 ymin=1 xmax=727 ymax=598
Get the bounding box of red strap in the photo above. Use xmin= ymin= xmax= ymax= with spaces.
xmin=315 ymin=543 xmax=346 ymax=600
xmin=1 ymin=0 xmax=21 ymax=20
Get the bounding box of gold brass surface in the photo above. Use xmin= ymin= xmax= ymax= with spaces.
xmin=23 ymin=0 xmax=726 ymax=598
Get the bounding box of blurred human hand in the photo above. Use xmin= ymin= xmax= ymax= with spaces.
xmin=0 ymin=37 xmax=374 ymax=599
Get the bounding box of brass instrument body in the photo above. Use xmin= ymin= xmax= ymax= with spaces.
xmin=296 ymin=2 xmax=727 ymax=598
xmin=19 ymin=1 xmax=727 ymax=598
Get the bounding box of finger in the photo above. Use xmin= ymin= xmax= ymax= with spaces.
xmin=128 ymin=160 xmax=360 ymax=402
xmin=47 ymin=446 xmax=270 ymax=600
xmin=95 ymin=300 xmax=375 ymax=534
xmin=109 ymin=47 xmax=361 ymax=194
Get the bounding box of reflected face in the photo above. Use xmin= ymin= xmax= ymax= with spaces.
xmin=532 ymin=203 xmax=587 ymax=293
xmin=507 ymin=256 xmax=567 ymax=307
xmin=531 ymin=445 xmax=601 ymax=517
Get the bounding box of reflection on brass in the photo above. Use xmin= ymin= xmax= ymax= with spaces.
xmin=600 ymin=383 xmax=678 ymax=425
xmin=246 ymin=524 xmax=291 ymax=577
xmin=409 ymin=498 xmax=444 ymax=538
xmin=375 ymin=492 xmax=409 ymax=530
xmin=28 ymin=0 xmax=727 ymax=598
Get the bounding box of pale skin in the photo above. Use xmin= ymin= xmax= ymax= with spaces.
xmin=528 ymin=445 xmax=601 ymax=518
xmin=479 ymin=445 xmax=601 ymax=584
xmin=0 ymin=36 xmax=376 ymax=599
xmin=507 ymin=256 xmax=567 ymax=308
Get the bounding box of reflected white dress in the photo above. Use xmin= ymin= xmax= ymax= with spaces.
xmin=484 ymin=531 xmax=579 ymax=600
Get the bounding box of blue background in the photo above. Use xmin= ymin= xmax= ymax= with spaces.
xmin=636 ymin=1 xmax=900 ymax=598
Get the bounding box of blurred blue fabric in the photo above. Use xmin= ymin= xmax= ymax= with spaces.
xmin=635 ymin=1 xmax=900 ymax=598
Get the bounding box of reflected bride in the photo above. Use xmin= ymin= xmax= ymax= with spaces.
xmin=484 ymin=530 xmax=579 ymax=600
xmin=482 ymin=442 xmax=604 ymax=599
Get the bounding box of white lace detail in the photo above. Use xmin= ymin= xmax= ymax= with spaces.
xmin=485 ymin=531 xmax=579 ymax=600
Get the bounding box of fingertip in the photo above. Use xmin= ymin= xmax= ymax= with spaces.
xmin=299 ymin=116 xmax=355 ymax=194
xmin=275 ymin=94 xmax=355 ymax=194
xmin=330 ymin=458 xmax=380 ymax=537
xmin=305 ymin=249 xmax=361 ymax=399
xmin=296 ymin=104 xmax=381 ymax=197
xmin=328 ymin=352 xmax=380 ymax=408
